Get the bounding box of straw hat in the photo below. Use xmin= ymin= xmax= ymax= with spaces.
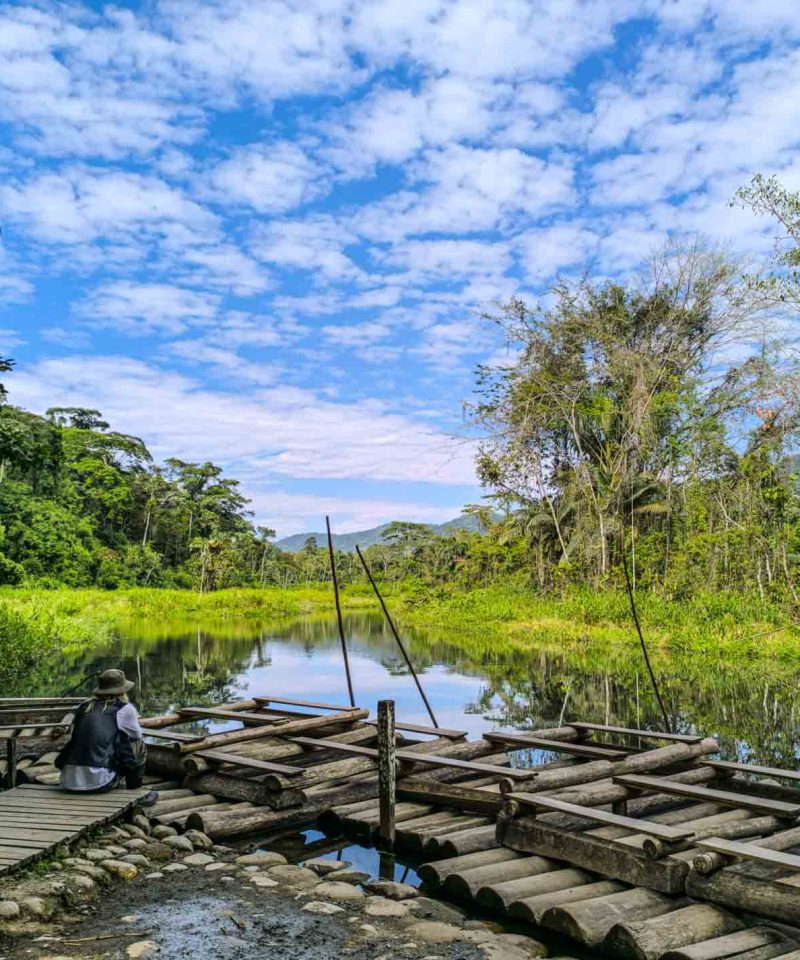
xmin=92 ymin=668 xmax=135 ymax=696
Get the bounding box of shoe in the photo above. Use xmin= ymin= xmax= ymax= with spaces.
xmin=137 ymin=790 xmax=159 ymax=808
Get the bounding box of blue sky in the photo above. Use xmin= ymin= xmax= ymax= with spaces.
xmin=1 ymin=0 xmax=799 ymax=536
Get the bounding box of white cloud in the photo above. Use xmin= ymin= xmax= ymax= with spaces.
xmin=76 ymin=282 xmax=220 ymax=335
xmin=208 ymin=142 xmax=323 ymax=213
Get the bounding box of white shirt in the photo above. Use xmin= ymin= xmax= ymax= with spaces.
xmin=60 ymin=702 xmax=143 ymax=792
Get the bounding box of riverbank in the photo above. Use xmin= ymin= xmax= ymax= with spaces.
xmin=0 ymin=582 xmax=797 ymax=683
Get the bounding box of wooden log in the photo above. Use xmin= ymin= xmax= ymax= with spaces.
xmin=434 ymin=824 xmax=499 ymax=858
xmin=509 ymin=879 xmax=626 ymax=925
xmin=337 ymin=802 xmax=434 ymax=836
xmin=521 ymin=738 xmax=719 ymax=794
xmin=140 ymin=699 xmax=259 ymax=729
xmin=603 ymin=904 xmax=743 ymax=960
xmin=692 ymin=825 xmax=800 ymax=875
xmin=157 ymin=801 xmax=253 ymax=826
xmin=540 ymin=888 xmax=685 ymax=946
xmin=477 ymin=866 xmax=593 ymax=912
xmin=443 ymin=854 xmax=558 ymax=901
xmin=187 ymin=802 xmax=328 ymax=840
xmin=399 ymin=816 xmax=489 ymax=851
xmin=417 ymin=848 xmax=521 ymax=890
xmin=183 ymin=773 xmax=304 ymax=809
xmin=398 ymin=777 xmax=505 ymax=816
xmin=377 ymin=699 xmax=396 ymax=847
xmin=686 ymin=867 xmax=800 ymax=926
xmin=644 ymin=814 xmax=782 ymax=860
xmin=175 ymin=708 xmax=369 ymax=753
xmin=660 ymin=928 xmax=789 ymax=960
xmin=149 ymin=793 xmax=220 ymax=818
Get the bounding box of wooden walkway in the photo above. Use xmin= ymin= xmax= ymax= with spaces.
xmin=0 ymin=783 xmax=151 ymax=875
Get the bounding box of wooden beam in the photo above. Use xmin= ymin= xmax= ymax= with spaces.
xmin=366 ymin=719 xmax=467 ymax=740
xmin=253 ymin=695 xmax=357 ymax=712
xmin=615 ymin=774 xmax=800 ymax=818
xmin=188 ymin=750 xmax=303 ymax=776
xmin=569 ymin=722 xmax=703 ymax=744
xmin=178 ymin=707 xmax=287 ymax=726
xmin=484 ymin=732 xmax=629 ymax=760
xmin=505 ymin=793 xmax=696 ymax=841
xmin=695 ymin=836 xmax=800 ymax=872
xmin=704 ymin=759 xmax=800 ymax=783
xmin=143 ymin=729 xmax=206 ymax=743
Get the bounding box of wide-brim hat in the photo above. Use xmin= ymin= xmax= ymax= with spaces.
xmin=92 ymin=668 xmax=135 ymax=696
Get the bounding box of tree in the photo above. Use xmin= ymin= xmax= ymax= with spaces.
xmin=47 ymin=407 xmax=110 ymax=431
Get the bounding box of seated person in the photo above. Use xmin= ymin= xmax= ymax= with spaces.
xmin=56 ymin=669 xmax=156 ymax=804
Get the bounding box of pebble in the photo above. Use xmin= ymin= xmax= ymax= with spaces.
xmin=0 ymin=901 xmax=20 ymax=919
xmin=315 ymin=881 xmax=364 ymax=902
xmin=142 ymin=842 xmax=173 ymax=862
xmin=364 ymin=897 xmax=411 ymax=918
xmin=211 ymin=844 xmax=232 ymax=854
xmin=323 ymin=868 xmax=370 ymax=885
xmin=151 ymin=825 xmax=178 ymax=840
xmin=164 ymin=835 xmax=194 ymax=853
xmin=405 ymin=921 xmax=467 ymax=945
xmin=63 ymin=857 xmax=94 ymax=868
xmin=102 ymin=844 xmax=129 ymax=856
xmin=266 ymin=864 xmax=320 ymax=888
xmin=70 ymin=863 xmax=109 ymax=883
xmin=204 ymin=862 xmax=235 ymax=873
xmin=20 ymin=897 xmax=50 ymax=918
xmin=120 ymin=824 xmax=148 ymax=840
xmin=235 ymin=850 xmax=287 ymax=867
xmin=122 ymin=914 xmax=142 ymax=923
xmin=122 ymin=854 xmax=151 ymax=869
xmin=124 ymin=838 xmax=149 ymax=851
xmin=82 ymin=847 xmax=113 ymax=862
xmin=65 ymin=873 xmax=96 ymax=893
xmin=480 ymin=936 xmax=547 ymax=960
xmin=248 ymin=874 xmax=279 ymax=889
xmin=162 ymin=863 xmax=188 ymax=874
xmin=183 ymin=852 xmax=215 ymax=866
xmin=144 ymin=873 xmax=164 ymax=881
xmin=183 ymin=829 xmax=213 ymax=850
xmin=220 ymin=876 xmax=235 ymax=884
xmin=304 ymin=857 xmax=351 ymax=876
xmin=132 ymin=814 xmax=151 ymax=834
xmin=102 ymin=859 xmax=139 ymax=881
xmin=364 ymin=880 xmax=419 ymax=900
xmin=125 ymin=939 xmax=160 ymax=959
xmin=303 ymin=901 xmax=345 ymax=915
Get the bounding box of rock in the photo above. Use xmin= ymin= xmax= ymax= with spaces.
xmin=120 ymin=824 xmax=148 ymax=840
xmin=162 ymin=863 xmax=188 ymax=874
xmin=235 ymin=850 xmax=286 ymax=867
xmin=101 ymin=859 xmax=139 ymax=880
xmin=101 ymin=844 xmax=128 ymax=856
xmin=405 ymin=922 xmax=466 ymax=945
xmin=183 ymin=852 xmax=215 ymax=866
xmin=64 ymin=873 xmax=96 ymax=894
xmin=303 ymin=901 xmax=345 ymax=915
xmin=364 ymin=897 xmax=411 ymax=918
xmin=63 ymin=857 xmax=94 ymax=868
xmin=323 ymin=868 xmax=370 ymax=885
xmin=360 ymin=924 xmax=379 ymax=937
xmin=122 ymin=914 xmax=142 ymax=923
xmin=164 ymin=835 xmax=193 ymax=853
xmin=144 ymin=873 xmax=164 ymax=880
xmin=315 ymin=881 xmax=364 ymax=902
xmin=126 ymin=940 xmax=160 ymax=959
xmin=151 ymin=825 xmax=178 ymax=840
xmin=125 ymin=838 xmax=149 ymax=851
xmin=204 ymin=862 xmax=235 ymax=873
xmin=83 ymin=847 xmax=113 ymax=862
xmin=122 ymin=854 xmax=151 ymax=868
xmin=70 ymin=864 xmax=109 ymax=883
xmin=364 ymin=880 xmax=419 ymax=900
xmin=183 ymin=829 xmax=213 ymax=850
xmin=20 ymin=896 xmax=51 ymax=918
xmin=220 ymin=876 xmax=235 ymax=884
xmin=142 ymin=842 xmax=173 ymax=862
xmin=305 ymin=857 xmax=351 ymax=876
xmin=266 ymin=864 xmax=320 ymax=888
xmin=132 ymin=814 xmax=151 ymax=834
xmin=481 ymin=934 xmax=547 ymax=960
xmin=0 ymin=901 xmax=20 ymax=919
xmin=248 ymin=874 xmax=279 ymax=888
xmin=211 ymin=844 xmax=232 ymax=854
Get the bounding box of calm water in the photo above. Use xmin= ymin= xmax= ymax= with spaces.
xmin=21 ymin=611 xmax=800 ymax=767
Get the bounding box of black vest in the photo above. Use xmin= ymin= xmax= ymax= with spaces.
xmin=59 ymin=698 xmax=124 ymax=770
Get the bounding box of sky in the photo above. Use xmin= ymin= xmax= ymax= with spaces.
xmin=1 ymin=0 xmax=799 ymax=536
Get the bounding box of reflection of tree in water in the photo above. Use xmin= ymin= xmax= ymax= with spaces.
xmin=11 ymin=610 xmax=800 ymax=768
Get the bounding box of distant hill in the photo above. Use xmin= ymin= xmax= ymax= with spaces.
xmin=276 ymin=513 xmax=491 ymax=553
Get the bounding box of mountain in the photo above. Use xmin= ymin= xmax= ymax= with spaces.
xmin=275 ymin=513 xmax=490 ymax=553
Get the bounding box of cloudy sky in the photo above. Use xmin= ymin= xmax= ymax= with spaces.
xmin=1 ymin=1 xmax=799 ymax=535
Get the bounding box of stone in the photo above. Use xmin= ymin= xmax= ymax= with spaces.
xmin=162 ymin=863 xmax=188 ymax=874
xmin=102 ymin=844 xmax=129 ymax=856
xmin=125 ymin=837 xmax=149 ymax=850
xmin=204 ymin=862 xmax=235 ymax=873
xmin=144 ymin=873 xmax=164 ymax=880
xmin=241 ymin=865 xmax=260 ymax=873
xmin=364 ymin=880 xmax=419 ymax=900
xmin=125 ymin=940 xmax=160 ymax=959
xmin=405 ymin=922 xmax=465 ymax=945
xmin=235 ymin=850 xmax=286 ymax=867
xmin=323 ymin=868 xmax=370 ymax=885
xmin=132 ymin=814 xmax=151 ymax=834
xmin=359 ymin=924 xmax=379 ymax=937
xmin=20 ymin=896 xmax=51 ymax=918
xmin=164 ymin=835 xmax=194 ymax=853
xmin=63 ymin=857 xmax=94 ymax=868
xmin=303 ymin=901 xmax=345 ymax=915
xmin=83 ymin=847 xmax=113 ymax=862
xmin=0 ymin=901 xmax=20 ymax=919
xmin=183 ymin=852 xmax=215 ymax=866
xmin=102 ymin=859 xmax=139 ymax=881
xmin=315 ymin=881 xmax=364 ymax=902
xmin=305 ymin=857 xmax=351 ymax=876
xmin=64 ymin=873 xmax=96 ymax=893
xmin=122 ymin=854 xmax=151 ymax=869
xmin=211 ymin=844 xmax=232 ymax=854
xmin=142 ymin=842 xmax=173 ymax=862
xmin=364 ymin=898 xmax=411 ymax=919
xmin=266 ymin=864 xmax=320 ymax=888
xmin=183 ymin=829 xmax=213 ymax=850
xmin=122 ymin=914 xmax=142 ymax=923
xmin=483 ymin=934 xmax=547 ymax=959
xmin=248 ymin=874 xmax=279 ymax=888
xmin=220 ymin=876 xmax=235 ymax=884
xmin=120 ymin=824 xmax=148 ymax=840
xmin=71 ymin=864 xmax=109 ymax=883
xmin=151 ymin=825 xmax=178 ymax=840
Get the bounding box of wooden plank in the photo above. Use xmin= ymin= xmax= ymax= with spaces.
xmin=253 ymin=695 xmax=356 ymax=712
xmin=0 ymin=835 xmax=66 ymax=849
xmin=191 ymin=750 xmax=303 ymax=776
xmin=484 ymin=732 xmax=629 ymax=759
xmin=142 ymin=729 xmax=207 ymax=743
xmin=705 ymin=760 xmax=800 ymax=783
xmin=0 ymin=844 xmax=51 ymax=857
xmin=0 ymin=723 xmax=70 ymax=734
xmin=365 ymin=719 xmax=467 ymax=740
xmin=0 ymin=791 xmax=135 ymax=808
xmin=178 ymin=707 xmax=288 ymax=726
xmin=506 ymin=793 xmax=696 ymax=841
xmin=615 ymin=775 xmax=800 ymax=819
xmin=569 ymin=722 xmax=703 ymax=744
xmin=696 ymin=837 xmax=800 ymax=872
xmin=0 ymin=821 xmax=80 ymax=835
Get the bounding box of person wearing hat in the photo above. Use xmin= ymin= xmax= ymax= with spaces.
xmin=56 ymin=669 xmax=156 ymax=803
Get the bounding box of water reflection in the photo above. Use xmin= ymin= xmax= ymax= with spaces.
xmin=13 ymin=611 xmax=800 ymax=767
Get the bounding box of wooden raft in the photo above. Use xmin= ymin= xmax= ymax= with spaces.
xmin=0 ymin=783 xmax=151 ymax=875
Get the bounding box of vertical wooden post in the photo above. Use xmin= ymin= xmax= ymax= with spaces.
xmin=377 ymin=699 xmax=396 ymax=847
xmin=6 ymin=737 xmax=17 ymax=788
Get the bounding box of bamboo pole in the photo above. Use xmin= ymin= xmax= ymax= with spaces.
xmin=327 ymin=516 xmax=355 ymax=708
xmin=377 ymin=699 xmax=396 ymax=847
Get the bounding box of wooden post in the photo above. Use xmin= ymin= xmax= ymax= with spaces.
xmin=6 ymin=737 xmax=17 ymax=788
xmin=377 ymin=699 xmax=396 ymax=847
